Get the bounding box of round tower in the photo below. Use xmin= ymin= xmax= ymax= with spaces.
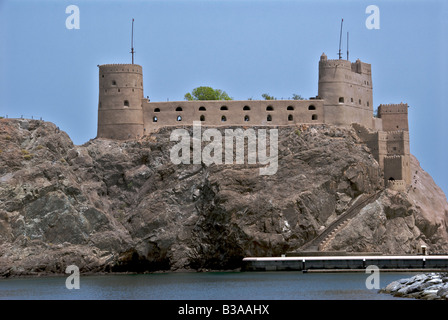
xmin=318 ymin=53 xmax=374 ymax=128
xmin=97 ymin=64 xmax=144 ymax=140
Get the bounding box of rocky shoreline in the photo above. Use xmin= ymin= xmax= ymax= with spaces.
xmin=380 ymin=273 xmax=448 ymax=300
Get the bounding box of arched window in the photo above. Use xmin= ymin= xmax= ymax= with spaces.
xmin=287 ymin=106 xmax=294 ymax=110
xmin=266 ymin=106 xmax=274 ymax=111
xmin=267 ymin=115 xmax=272 ymax=121
xmin=221 ymin=106 xmax=228 ymax=111
xmin=153 ymin=116 xmax=158 ymax=122
xmin=176 ymin=107 xmax=183 ymax=112
xmin=308 ymin=105 xmax=316 ymax=110
xmin=221 ymin=115 xmax=227 ymax=122
xmin=200 ymin=115 xmax=205 ymax=121
xmin=359 ymin=99 xmax=362 ymax=105
xmin=154 ymin=108 xmax=160 ymax=112
xmin=243 ymin=106 xmax=250 ymax=111
xmin=177 ymin=115 xmax=182 ymax=121
xmin=124 ymin=100 xmax=129 ymax=107
xmin=199 ymin=106 xmax=206 ymax=111
xmin=339 ymin=97 xmax=344 ymax=103
xmin=112 ymin=80 xmax=117 ymax=85
xmin=244 ymin=115 xmax=250 ymax=122
xmin=312 ymin=114 xmax=318 ymax=120
xmin=288 ymin=114 xmax=293 ymax=121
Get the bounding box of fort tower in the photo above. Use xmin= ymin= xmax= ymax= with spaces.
xmin=378 ymin=103 xmax=409 ymax=132
xmin=318 ymin=53 xmax=374 ymax=128
xmin=97 ymin=64 xmax=144 ymax=140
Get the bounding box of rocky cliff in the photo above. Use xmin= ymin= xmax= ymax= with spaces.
xmin=1 ymin=119 xmax=447 ymax=277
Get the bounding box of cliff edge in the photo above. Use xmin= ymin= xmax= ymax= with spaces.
xmin=1 ymin=119 xmax=447 ymax=277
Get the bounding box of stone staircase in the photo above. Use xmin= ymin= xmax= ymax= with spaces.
xmin=299 ymin=191 xmax=382 ymax=252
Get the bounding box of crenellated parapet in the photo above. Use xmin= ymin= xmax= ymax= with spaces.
xmin=387 ymin=179 xmax=406 ymax=191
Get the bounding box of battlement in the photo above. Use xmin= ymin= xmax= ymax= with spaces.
xmin=99 ymin=63 xmax=142 ymax=67
xmin=387 ymin=179 xmax=406 ymax=191
xmin=351 ymin=59 xmax=371 ymax=74
xmin=319 ymin=59 xmax=352 ymax=69
xmin=378 ymin=103 xmax=408 ymax=108
xmin=384 ymin=155 xmax=405 ymax=159
xmin=99 ymin=64 xmax=143 ymax=74
xmin=378 ymin=103 xmax=408 ymax=114
xmin=319 ymin=54 xmax=371 ymax=75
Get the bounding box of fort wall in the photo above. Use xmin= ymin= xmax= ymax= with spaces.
xmin=142 ymin=99 xmax=324 ymax=132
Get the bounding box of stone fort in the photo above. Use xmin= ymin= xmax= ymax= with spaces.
xmin=96 ymin=53 xmax=411 ymax=190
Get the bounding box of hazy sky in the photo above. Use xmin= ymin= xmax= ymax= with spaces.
xmin=1 ymin=0 xmax=447 ymax=197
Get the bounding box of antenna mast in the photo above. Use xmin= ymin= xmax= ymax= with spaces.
xmin=347 ymin=31 xmax=349 ymax=60
xmin=338 ymin=18 xmax=343 ymax=60
xmin=131 ymin=18 xmax=135 ymax=64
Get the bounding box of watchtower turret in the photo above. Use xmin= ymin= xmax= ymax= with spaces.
xmin=97 ymin=64 xmax=144 ymax=140
xmin=378 ymin=103 xmax=409 ymax=131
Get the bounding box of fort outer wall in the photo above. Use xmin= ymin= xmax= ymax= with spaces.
xmin=142 ymin=99 xmax=325 ymax=133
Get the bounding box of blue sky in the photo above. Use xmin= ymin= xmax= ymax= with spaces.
xmin=1 ymin=0 xmax=447 ymax=197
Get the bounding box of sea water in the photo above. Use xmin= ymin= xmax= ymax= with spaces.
xmin=0 ymin=271 xmax=417 ymax=300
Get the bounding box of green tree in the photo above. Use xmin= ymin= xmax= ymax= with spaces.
xmin=184 ymin=86 xmax=232 ymax=101
xmin=291 ymin=94 xmax=305 ymax=100
xmin=261 ymin=93 xmax=276 ymax=100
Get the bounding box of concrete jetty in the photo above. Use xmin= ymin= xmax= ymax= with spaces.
xmin=242 ymin=255 xmax=448 ymax=272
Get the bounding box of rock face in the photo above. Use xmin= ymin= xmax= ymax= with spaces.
xmin=1 ymin=119 xmax=448 ymax=276
xmin=380 ymin=273 xmax=448 ymax=300
xmin=324 ymin=155 xmax=448 ymax=254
